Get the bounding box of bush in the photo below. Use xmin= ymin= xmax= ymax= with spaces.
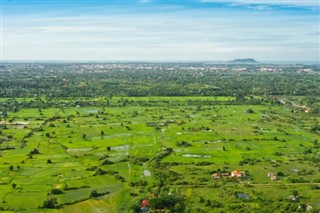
xmin=12 ymin=183 xmax=17 ymax=189
xmin=42 ymin=197 xmax=57 ymax=208
xmin=94 ymin=168 xmax=107 ymax=176
xmin=50 ymin=188 xmax=63 ymax=195
xmin=309 ymin=184 xmax=320 ymax=190
xmin=90 ymin=190 xmax=99 ymax=198
xmin=176 ymin=141 xmax=192 ymax=147
xmin=128 ymin=202 xmax=140 ymax=213
xmin=277 ymin=171 xmax=285 ymax=176
xmin=90 ymin=190 xmax=109 ymax=198
xmin=149 ymin=194 xmax=185 ymax=212
xmin=101 ymin=160 xmax=114 ymax=165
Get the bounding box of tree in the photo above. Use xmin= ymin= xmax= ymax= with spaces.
xmin=9 ymin=165 xmax=14 ymax=171
xmin=2 ymin=110 xmax=8 ymax=119
xmin=149 ymin=194 xmax=185 ymax=212
xmin=50 ymin=188 xmax=63 ymax=195
xmin=28 ymin=148 xmax=40 ymax=156
xmin=128 ymin=202 xmax=140 ymax=213
xmin=311 ymin=124 xmax=320 ymax=133
xmin=42 ymin=197 xmax=57 ymax=208
xmin=246 ymin=108 xmax=254 ymax=114
xmin=199 ymin=196 xmax=205 ymax=203
xmin=277 ymin=171 xmax=284 ymax=176
xmin=12 ymin=183 xmax=17 ymax=189
xmin=90 ymin=190 xmax=99 ymax=198
xmin=292 ymin=190 xmax=299 ymax=197
xmin=211 ymin=200 xmax=223 ymax=208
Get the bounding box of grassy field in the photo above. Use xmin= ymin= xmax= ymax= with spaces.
xmin=0 ymin=96 xmax=319 ymax=212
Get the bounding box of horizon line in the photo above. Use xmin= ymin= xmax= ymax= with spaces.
xmin=1 ymin=59 xmax=319 ymax=64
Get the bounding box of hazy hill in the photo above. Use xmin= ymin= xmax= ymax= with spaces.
xmin=230 ymin=58 xmax=258 ymax=63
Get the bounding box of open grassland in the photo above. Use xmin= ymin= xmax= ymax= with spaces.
xmin=0 ymin=96 xmax=319 ymax=212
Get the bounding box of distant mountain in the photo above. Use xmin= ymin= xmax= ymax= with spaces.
xmin=230 ymin=58 xmax=258 ymax=63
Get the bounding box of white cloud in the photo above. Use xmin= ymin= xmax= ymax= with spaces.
xmin=200 ymin=0 xmax=319 ymax=7
xmin=2 ymin=3 xmax=319 ymax=61
xmin=226 ymin=2 xmax=273 ymax=10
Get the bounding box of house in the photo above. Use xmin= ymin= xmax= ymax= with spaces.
xmin=141 ymin=199 xmax=149 ymax=207
xmin=289 ymin=196 xmax=300 ymax=202
xmin=270 ymin=175 xmax=277 ymax=181
xmin=212 ymin=173 xmax=220 ymax=179
xmin=140 ymin=199 xmax=150 ymax=213
xmin=267 ymin=172 xmax=277 ymax=180
xmin=140 ymin=206 xmax=150 ymax=213
xmin=305 ymin=108 xmax=311 ymax=113
xmin=306 ymin=204 xmax=313 ymax=211
xmin=231 ymin=170 xmax=242 ymax=177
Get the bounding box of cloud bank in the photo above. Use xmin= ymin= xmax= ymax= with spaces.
xmin=200 ymin=0 xmax=319 ymax=7
xmin=2 ymin=1 xmax=319 ymax=61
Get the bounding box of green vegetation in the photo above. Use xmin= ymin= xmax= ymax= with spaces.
xmin=0 ymin=63 xmax=319 ymax=212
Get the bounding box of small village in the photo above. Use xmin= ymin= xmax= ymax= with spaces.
xmin=211 ymin=170 xmax=244 ymax=179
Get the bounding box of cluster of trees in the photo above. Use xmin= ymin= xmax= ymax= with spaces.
xmin=129 ymin=193 xmax=186 ymax=212
xmin=1 ymin=63 xmax=319 ymax=98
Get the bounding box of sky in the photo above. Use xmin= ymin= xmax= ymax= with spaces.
xmin=1 ymin=0 xmax=319 ymax=61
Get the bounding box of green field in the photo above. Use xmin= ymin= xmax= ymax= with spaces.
xmin=0 ymin=96 xmax=319 ymax=212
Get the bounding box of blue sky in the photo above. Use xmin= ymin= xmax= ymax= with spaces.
xmin=1 ymin=0 xmax=319 ymax=61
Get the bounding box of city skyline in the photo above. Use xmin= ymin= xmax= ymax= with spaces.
xmin=1 ymin=0 xmax=319 ymax=61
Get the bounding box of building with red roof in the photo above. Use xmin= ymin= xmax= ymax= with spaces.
xmin=141 ymin=199 xmax=150 ymax=207
xmin=212 ymin=173 xmax=220 ymax=179
xmin=231 ymin=170 xmax=242 ymax=177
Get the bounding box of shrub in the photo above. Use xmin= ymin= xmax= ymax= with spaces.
xmin=50 ymin=188 xmax=63 ymax=195
xmin=42 ymin=197 xmax=57 ymax=208
xmin=90 ymin=190 xmax=99 ymax=198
